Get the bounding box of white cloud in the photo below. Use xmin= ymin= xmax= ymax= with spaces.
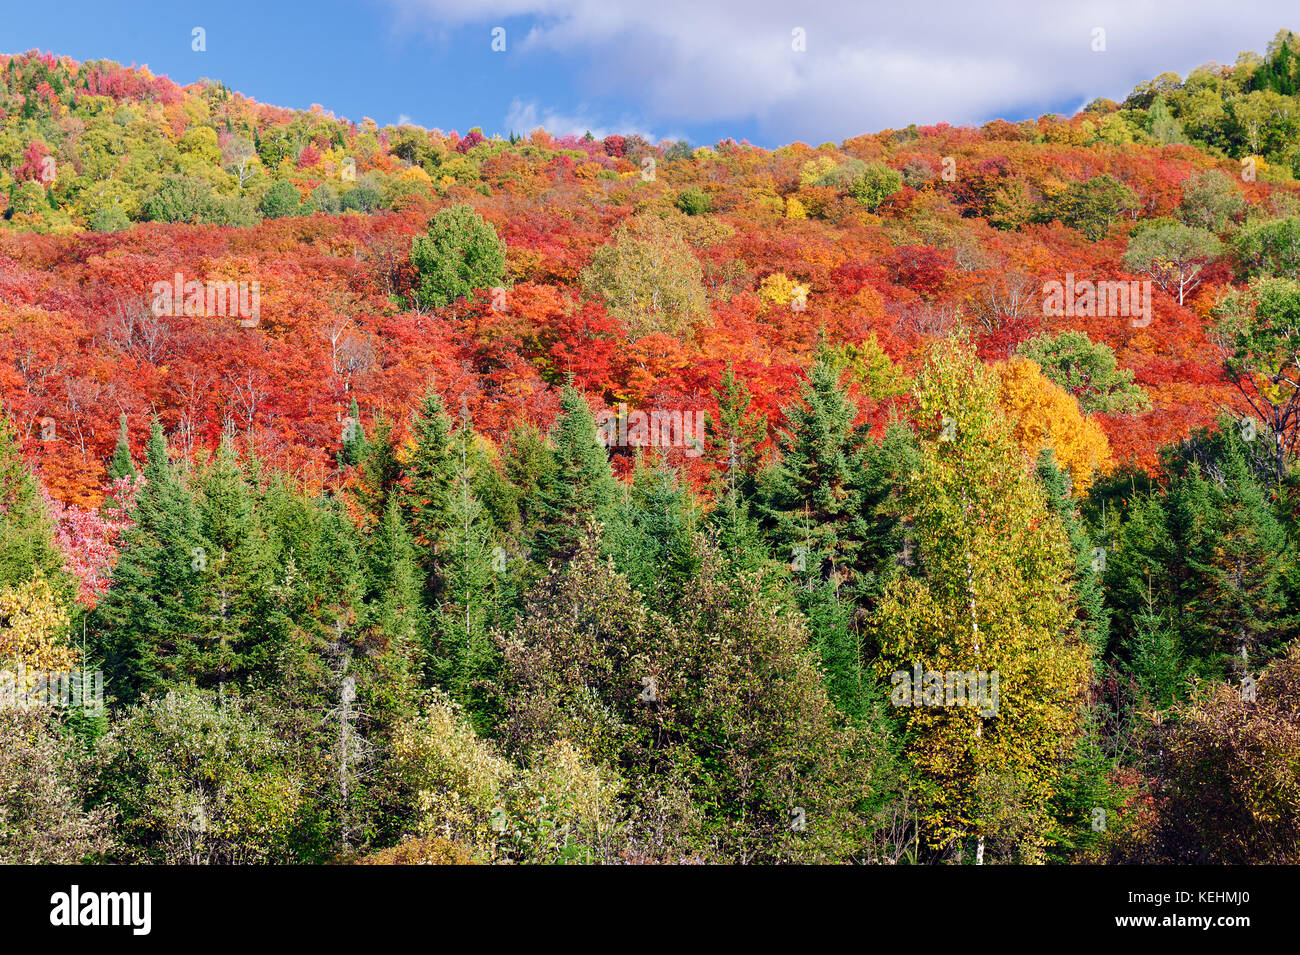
xmin=502 ymin=97 xmax=660 ymax=141
xmin=383 ymin=0 xmax=1298 ymax=142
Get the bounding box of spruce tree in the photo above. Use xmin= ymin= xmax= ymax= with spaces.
xmin=1036 ymin=449 xmax=1109 ymax=660
xmin=1170 ymin=443 xmax=1290 ymax=675
xmin=350 ymin=415 xmax=401 ymax=531
xmin=364 ymin=496 xmax=425 ymax=712
xmin=501 ymin=420 xmax=553 ymax=544
xmin=705 ymin=442 xmax=770 ymax=579
xmin=755 ymin=358 xmax=898 ymax=603
xmin=430 ymin=418 xmax=504 ymax=726
xmin=109 ymin=413 xmax=136 ymax=481
xmin=0 ymin=415 xmax=66 ymax=591
xmin=193 ymin=433 xmax=281 ymax=689
xmin=703 ymin=365 xmax=767 ymax=496
xmin=528 ymin=384 xmax=622 ymax=562
xmin=92 ymin=421 xmax=205 ymax=702
xmin=399 ymin=385 xmax=456 ymax=576
xmin=607 ymin=457 xmax=700 ymax=607
xmin=338 ymin=396 xmax=367 ymax=468
xmin=1124 ymin=585 xmax=1183 ymax=708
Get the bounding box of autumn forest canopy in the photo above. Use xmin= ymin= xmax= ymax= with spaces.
xmin=5 ymin=29 xmax=1300 ymax=866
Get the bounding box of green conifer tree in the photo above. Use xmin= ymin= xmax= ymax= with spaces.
xmin=528 ymin=384 xmax=622 ymax=562
xmin=92 ymin=421 xmax=206 ymax=702
xmin=109 ymin=413 xmax=136 ymax=481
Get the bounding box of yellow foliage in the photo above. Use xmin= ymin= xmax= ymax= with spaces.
xmin=356 ymin=836 xmax=475 ymax=865
xmin=0 ymin=573 xmax=79 ymax=679
xmin=799 ymin=155 xmax=839 ymax=187
xmin=401 ymin=165 xmax=433 ymax=184
xmin=785 ymin=196 xmax=808 ymax=219
xmin=757 ymin=272 xmax=808 ymax=311
xmin=995 ymin=356 xmax=1111 ymax=493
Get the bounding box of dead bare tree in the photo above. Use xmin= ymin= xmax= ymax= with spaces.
xmin=966 ymin=271 xmax=1039 ymax=334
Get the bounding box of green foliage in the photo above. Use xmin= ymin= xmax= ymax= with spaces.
xmin=0 ymin=707 xmax=115 ymax=863
xmin=259 ymin=179 xmax=302 ymax=219
xmin=109 ymin=414 xmax=135 ymax=481
xmin=756 ymin=359 xmax=904 ymax=605
xmin=142 ymin=175 xmax=211 ymax=224
xmin=675 ymin=187 xmax=711 ymax=216
xmin=94 ymin=688 xmax=307 ymax=864
xmin=1106 ymin=426 xmax=1293 ymax=686
xmin=1037 ymin=450 xmax=1109 ymax=659
xmin=0 ymin=416 xmax=67 ymax=592
xmin=91 ymin=421 xmax=206 ymax=702
xmin=579 ymin=214 xmax=707 ymax=338
xmin=871 ymin=342 xmax=1092 ymax=860
xmin=1017 ymin=331 xmax=1150 ymax=415
xmin=410 ymin=204 xmax=506 ymax=309
xmin=1176 ymin=169 xmax=1246 ymax=232
xmin=1123 ymin=218 xmax=1222 ymax=305
xmin=497 ymin=531 xmax=897 ymax=863
xmin=527 ymin=385 xmax=622 ymax=563
xmin=1047 ymin=174 xmax=1139 ymax=241
xmin=848 ymin=162 xmax=903 ymax=211
xmin=1233 ymin=216 xmax=1300 ymax=278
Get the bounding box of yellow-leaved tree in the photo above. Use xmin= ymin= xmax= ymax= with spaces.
xmin=579 ymin=214 xmax=707 ymax=339
xmin=0 ymin=572 xmax=79 ymax=680
xmin=871 ymin=341 xmax=1093 ymax=863
xmin=995 ymin=355 xmax=1111 ymax=494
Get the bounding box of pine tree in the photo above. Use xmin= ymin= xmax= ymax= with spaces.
xmin=0 ymin=415 xmax=66 ymax=592
xmin=350 ymin=415 xmax=401 ymax=531
xmin=109 ymin=413 xmax=136 ymax=481
xmin=338 ymin=396 xmax=367 ymax=468
xmin=92 ymin=421 xmax=206 ymax=702
xmin=430 ymin=418 xmax=504 ymax=726
xmin=528 ymin=384 xmax=622 ymax=562
xmin=192 ymin=432 xmax=282 ymax=689
xmin=1036 ymin=449 xmax=1109 ymax=660
xmin=399 ymin=385 xmax=456 ymax=577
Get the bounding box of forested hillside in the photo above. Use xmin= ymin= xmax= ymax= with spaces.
xmin=3 ymin=31 xmax=1300 ymax=864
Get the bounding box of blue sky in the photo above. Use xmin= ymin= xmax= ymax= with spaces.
xmin=4 ymin=1 xmax=1297 ymax=148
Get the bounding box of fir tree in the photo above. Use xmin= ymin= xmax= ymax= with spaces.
xmin=429 ymin=417 xmax=504 ymax=726
xmin=109 ymin=413 xmax=136 ymax=481
xmin=350 ymin=416 xmax=401 ymax=531
xmin=92 ymin=421 xmax=206 ymax=702
xmin=399 ymin=385 xmax=456 ymax=577
xmin=1036 ymin=449 xmax=1109 ymax=660
xmin=703 ymin=365 xmax=767 ymax=496
xmin=755 ymin=359 xmax=902 ymax=605
xmin=1124 ymin=584 xmax=1183 ymax=708
xmin=0 ymin=415 xmax=66 ymax=592
xmin=528 ymin=384 xmax=622 ymax=562
xmin=501 ymin=420 xmax=553 ymax=544
xmin=364 ymin=496 xmax=425 ymax=715
xmin=338 ymin=396 xmax=367 ymax=468
xmin=607 ymin=457 xmax=700 ymax=607
xmin=192 ymin=432 xmax=282 ymax=689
